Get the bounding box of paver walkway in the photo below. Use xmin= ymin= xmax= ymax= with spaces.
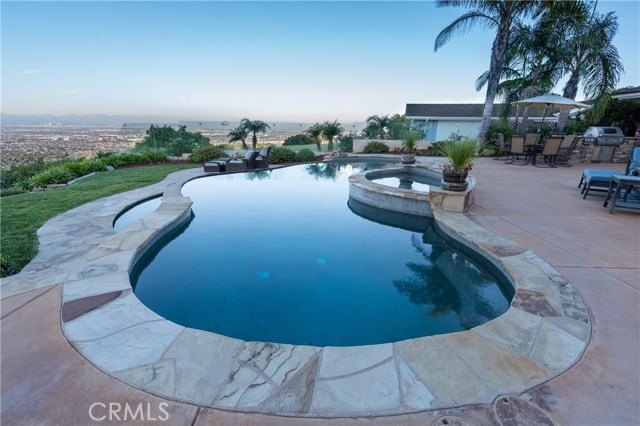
xmin=2 ymin=157 xmax=639 ymax=425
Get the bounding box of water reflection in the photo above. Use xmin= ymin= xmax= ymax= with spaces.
xmin=398 ymin=178 xmax=414 ymax=189
xmin=305 ymin=163 xmax=337 ymax=180
xmin=244 ymin=170 xmax=272 ymax=180
xmin=393 ymin=234 xmax=502 ymax=329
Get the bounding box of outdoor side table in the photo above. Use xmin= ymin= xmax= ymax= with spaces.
xmin=603 ymin=175 xmax=640 ymax=213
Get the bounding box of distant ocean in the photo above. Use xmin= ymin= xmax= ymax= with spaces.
xmin=126 ymin=120 xmax=367 ymax=133
xmin=0 ymin=114 xmax=366 ymax=132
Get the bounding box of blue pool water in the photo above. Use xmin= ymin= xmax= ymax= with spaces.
xmin=131 ymin=163 xmax=512 ymax=347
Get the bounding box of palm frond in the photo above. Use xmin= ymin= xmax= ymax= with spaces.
xmin=434 ymin=11 xmax=494 ymax=51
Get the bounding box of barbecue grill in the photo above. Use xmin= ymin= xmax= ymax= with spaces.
xmin=583 ymin=126 xmax=624 ymax=162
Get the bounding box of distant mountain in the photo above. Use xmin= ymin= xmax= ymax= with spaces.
xmin=1 ymin=114 xmax=179 ymax=126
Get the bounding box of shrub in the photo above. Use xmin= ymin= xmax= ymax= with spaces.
xmin=118 ymin=152 xmax=145 ymax=165
xmin=28 ymin=166 xmax=74 ymax=189
xmin=141 ymin=150 xmax=168 ymax=163
xmin=270 ymin=146 xmax=297 ymax=164
xmin=363 ymin=141 xmax=389 ymax=154
xmin=0 ymin=159 xmax=48 ymax=188
xmin=283 ymin=134 xmax=315 ymax=146
xmin=63 ymin=160 xmax=95 ymax=177
xmin=294 ymin=148 xmax=316 ymax=162
xmin=337 ymin=135 xmax=353 ymax=153
xmin=189 ymin=146 xmax=229 ymax=163
xmin=430 ymin=141 xmax=446 ymax=156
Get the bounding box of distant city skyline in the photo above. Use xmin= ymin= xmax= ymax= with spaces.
xmin=2 ymin=1 xmax=638 ymax=123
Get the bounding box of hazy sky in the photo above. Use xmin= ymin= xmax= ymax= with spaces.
xmin=2 ymin=1 xmax=638 ymax=122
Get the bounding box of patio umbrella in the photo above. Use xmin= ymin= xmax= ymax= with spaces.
xmin=513 ymin=93 xmax=590 ymax=123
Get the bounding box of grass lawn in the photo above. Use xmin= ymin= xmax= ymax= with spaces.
xmin=0 ymin=164 xmax=198 ymax=277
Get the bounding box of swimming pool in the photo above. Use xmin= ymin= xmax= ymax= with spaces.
xmin=131 ymin=163 xmax=512 ymax=347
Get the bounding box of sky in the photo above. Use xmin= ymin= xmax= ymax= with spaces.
xmin=2 ymin=1 xmax=639 ymax=122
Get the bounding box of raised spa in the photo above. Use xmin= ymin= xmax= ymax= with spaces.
xmin=129 ymin=163 xmax=512 ymax=347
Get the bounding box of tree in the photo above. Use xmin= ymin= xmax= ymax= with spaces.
xmin=556 ymin=6 xmax=623 ymax=132
xmin=305 ymin=122 xmax=324 ymax=151
xmin=321 ymin=120 xmax=343 ymax=152
xmin=241 ymin=119 xmax=271 ymax=149
xmin=590 ymin=98 xmax=640 ymax=136
xmin=136 ymin=124 xmax=210 ymax=154
xmin=435 ymin=0 xmax=537 ymax=139
xmin=365 ymin=114 xmax=392 ymax=139
xmin=227 ymin=124 xmax=250 ymax=150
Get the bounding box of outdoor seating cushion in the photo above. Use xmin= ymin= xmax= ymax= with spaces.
xmin=583 ymin=170 xmax=624 ymax=184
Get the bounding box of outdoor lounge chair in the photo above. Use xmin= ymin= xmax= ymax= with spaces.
xmin=505 ymin=135 xmax=530 ymax=164
xmin=254 ymin=146 xmax=272 ymax=169
xmin=203 ymin=157 xmax=232 ymax=173
xmin=535 ymin=136 xmax=563 ymax=167
xmin=580 ymin=147 xmax=640 ymax=198
xmin=225 ymin=150 xmax=260 ymax=172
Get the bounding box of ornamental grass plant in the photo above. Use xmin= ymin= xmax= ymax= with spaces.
xmin=438 ymin=140 xmax=482 ymax=174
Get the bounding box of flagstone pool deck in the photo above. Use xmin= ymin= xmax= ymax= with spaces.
xmin=2 ymin=157 xmax=639 ymax=425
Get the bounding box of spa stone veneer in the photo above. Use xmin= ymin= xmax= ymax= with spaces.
xmin=0 ymin=163 xmax=591 ymax=417
xmin=349 ymin=164 xmax=475 ymax=215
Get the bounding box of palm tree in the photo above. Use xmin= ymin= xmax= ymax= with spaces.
xmin=434 ymin=0 xmax=537 ymax=139
xmin=556 ymin=7 xmax=623 ymax=132
xmin=322 ymin=120 xmax=343 ymax=152
xmin=227 ymin=124 xmax=249 ymax=149
xmin=305 ymin=122 xmax=324 ymax=151
xmin=241 ymin=119 xmax=271 ymax=149
xmin=365 ymin=114 xmax=392 ymax=139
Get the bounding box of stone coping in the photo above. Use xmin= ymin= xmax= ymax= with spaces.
xmin=349 ymin=164 xmax=476 ymax=215
xmin=0 ymin=162 xmax=591 ymax=418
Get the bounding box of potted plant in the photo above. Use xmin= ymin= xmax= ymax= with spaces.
xmin=438 ymin=139 xmax=481 ymax=191
xmin=400 ymin=130 xmax=420 ymax=164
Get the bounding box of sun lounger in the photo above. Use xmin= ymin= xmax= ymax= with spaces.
xmin=580 ymin=147 xmax=640 ymax=198
xmin=226 ymin=150 xmax=260 ymax=172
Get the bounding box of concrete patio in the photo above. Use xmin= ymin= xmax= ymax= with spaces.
xmin=2 ymin=157 xmax=639 ymax=425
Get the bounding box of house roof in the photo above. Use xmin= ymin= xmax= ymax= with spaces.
xmin=612 ymin=86 xmax=640 ymax=100
xmin=406 ymin=103 xmax=502 ymax=118
xmin=405 ymin=103 xmax=548 ymax=119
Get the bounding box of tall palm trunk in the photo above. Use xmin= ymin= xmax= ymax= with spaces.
xmin=327 ymin=137 xmax=334 ymax=152
xmin=479 ymin=25 xmax=509 ymax=140
xmin=557 ymin=70 xmax=580 ymax=133
xmin=252 ymin=133 xmax=257 ymax=150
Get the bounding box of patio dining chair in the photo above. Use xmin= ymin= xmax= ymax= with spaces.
xmin=524 ymin=133 xmax=540 ymax=147
xmin=555 ymin=135 xmax=579 ymax=166
xmin=535 ymin=136 xmax=563 ymax=168
xmin=505 ymin=135 xmax=529 ymax=164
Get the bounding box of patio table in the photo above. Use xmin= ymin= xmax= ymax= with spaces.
xmin=603 ymin=175 xmax=640 ymax=213
xmin=527 ymin=144 xmax=544 ymax=165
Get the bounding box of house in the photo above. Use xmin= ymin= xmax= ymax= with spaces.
xmin=405 ymin=103 xmax=548 ymax=141
xmin=612 ymin=86 xmax=640 ymax=100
